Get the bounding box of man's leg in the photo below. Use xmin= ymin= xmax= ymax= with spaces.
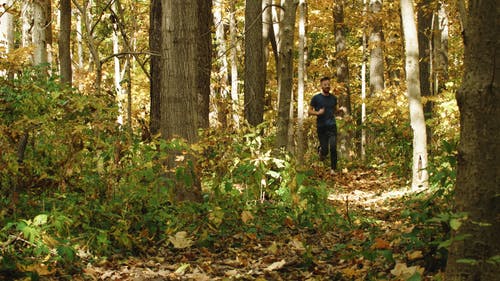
xmin=328 ymin=128 xmax=338 ymax=170
xmin=317 ymin=127 xmax=329 ymax=161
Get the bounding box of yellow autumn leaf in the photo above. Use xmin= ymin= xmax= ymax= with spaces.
xmin=168 ymin=231 xmax=193 ymax=249
xmin=241 ymin=210 xmax=254 ymax=224
xmin=264 ymin=259 xmax=286 ymax=272
xmin=407 ymin=250 xmax=423 ymax=260
xmin=390 ymin=262 xmax=424 ymax=279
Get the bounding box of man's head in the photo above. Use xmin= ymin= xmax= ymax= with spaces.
xmin=320 ymin=76 xmax=331 ymax=94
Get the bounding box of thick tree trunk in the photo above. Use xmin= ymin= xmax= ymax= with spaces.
xmin=275 ymin=0 xmax=298 ymax=149
xmin=160 ymin=0 xmax=210 ymax=202
xmin=32 ymin=0 xmax=48 ymax=67
xmin=244 ymin=0 xmax=265 ymax=126
xmin=445 ymin=0 xmax=500 ymax=280
xmin=0 ymin=0 xmax=14 ymax=78
xmin=400 ymin=0 xmax=428 ymax=189
xmin=333 ymin=0 xmax=353 ymax=160
xmin=149 ymin=0 xmax=161 ymax=136
xmin=22 ymin=1 xmax=32 ymax=48
xmin=58 ymin=0 xmax=72 ymax=85
xmin=161 ymin=0 xmax=199 ymax=141
xmin=0 ymin=0 xmax=14 ymax=53
xmin=368 ymin=0 xmax=384 ymax=95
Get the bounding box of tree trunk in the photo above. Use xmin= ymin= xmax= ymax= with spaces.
xmin=73 ymin=0 xmax=102 ymax=92
xmin=58 ymin=0 xmax=72 ymax=85
xmin=0 ymin=0 xmax=14 ymax=77
xmin=44 ymin=0 xmax=52 ymax=67
xmin=160 ymin=0 xmax=210 ymax=202
xmin=229 ymin=1 xmax=240 ymax=128
xmin=213 ymin=0 xmax=229 ymax=128
xmin=112 ymin=4 xmax=124 ymax=125
xmin=333 ymin=0 xmax=353 ymax=160
xmin=445 ymin=0 xmax=500 ymax=279
xmin=275 ymin=0 xmax=297 ymax=149
xmin=0 ymin=1 xmax=14 ymax=52
xmin=161 ymin=0 xmax=199 ymax=141
xmin=417 ymin=0 xmax=433 ymax=148
xmin=400 ymin=0 xmax=428 ymax=189
xmin=76 ymin=11 xmax=84 ymax=69
xmin=360 ymin=0 xmax=368 ymax=161
xmin=32 ymin=0 xmax=48 ymax=67
xmin=432 ymin=3 xmax=448 ymax=93
xmin=296 ymin=0 xmax=306 ymax=164
xmin=244 ymin=0 xmax=265 ymax=126
xmin=368 ymin=0 xmax=384 ymax=95
xmin=196 ymin=0 xmax=212 ymax=129
xmin=149 ymin=0 xmax=161 ymax=136
xmin=21 ymin=1 xmax=32 ymax=48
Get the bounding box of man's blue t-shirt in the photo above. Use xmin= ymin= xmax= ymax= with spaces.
xmin=310 ymin=93 xmax=337 ymax=128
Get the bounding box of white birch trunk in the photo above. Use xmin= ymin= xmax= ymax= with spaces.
xmin=0 ymin=0 xmax=14 ymax=55
xmin=76 ymin=11 xmax=84 ymax=69
xmin=32 ymin=0 xmax=48 ymax=66
xmin=229 ymin=1 xmax=240 ymax=128
xmin=296 ymin=0 xmax=306 ymax=164
xmin=112 ymin=17 xmax=124 ymax=125
xmin=400 ymin=0 xmax=429 ymax=189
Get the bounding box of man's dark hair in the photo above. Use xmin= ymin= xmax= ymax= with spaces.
xmin=320 ymin=76 xmax=330 ymax=82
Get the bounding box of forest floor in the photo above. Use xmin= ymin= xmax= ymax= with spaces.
xmin=75 ymin=168 xmax=443 ymax=281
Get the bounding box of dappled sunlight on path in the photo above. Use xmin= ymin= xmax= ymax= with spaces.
xmin=320 ymin=168 xmax=425 ymax=208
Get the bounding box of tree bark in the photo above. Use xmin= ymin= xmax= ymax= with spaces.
xmin=196 ymin=0 xmax=212 ymax=129
xmin=58 ymin=0 xmax=72 ymax=85
xmin=0 ymin=1 xmax=14 ymax=53
xmin=432 ymin=3 xmax=448 ymax=93
xmin=296 ymin=0 xmax=306 ymax=164
xmin=213 ymin=0 xmax=229 ymax=128
xmin=275 ymin=0 xmax=298 ymax=149
xmin=149 ymin=0 xmax=161 ymax=136
xmin=333 ymin=0 xmax=353 ymax=160
xmin=368 ymin=0 xmax=384 ymax=95
xmin=244 ymin=0 xmax=265 ymax=126
xmin=32 ymin=0 xmax=48 ymax=68
xmin=400 ymin=0 xmax=428 ymax=189
xmin=229 ymin=1 xmax=240 ymax=128
xmin=417 ymin=0 xmax=433 ymax=148
xmin=445 ymin=0 xmax=500 ymax=279
xmin=160 ymin=0 xmax=210 ymax=202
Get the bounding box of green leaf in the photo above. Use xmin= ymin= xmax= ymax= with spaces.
xmin=57 ymin=245 xmax=76 ymax=262
xmin=438 ymin=239 xmax=452 ymax=249
xmin=456 ymin=258 xmax=478 ymax=265
xmin=449 ymin=218 xmax=461 ymax=230
xmin=33 ymin=214 xmax=48 ymax=226
xmin=407 ymin=272 xmax=422 ymax=281
xmin=487 ymin=255 xmax=500 ymax=264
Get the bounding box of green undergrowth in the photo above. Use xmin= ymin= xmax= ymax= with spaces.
xmin=0 ymin=69 xmax=345 ymax=279
xmin=0 ymin=68 xmax=458 ymax=280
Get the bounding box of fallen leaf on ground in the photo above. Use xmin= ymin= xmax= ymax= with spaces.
xmin=264 ymin=259 xmax=286 ymax=271
xmin=169 ymin=231 xmax=193 ymax=249
xmin=390 ymin=262 xmax=424 ymax=279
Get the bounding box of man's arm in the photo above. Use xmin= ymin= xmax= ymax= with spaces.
xmin=309 ymin=105 xmax=324 ymax=116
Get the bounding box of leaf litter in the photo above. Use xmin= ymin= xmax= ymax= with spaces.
xmin=57 ymin=169 xmax=443 ymax=280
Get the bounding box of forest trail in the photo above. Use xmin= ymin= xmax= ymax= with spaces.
xmin=80 ymin=168 xmax=437 ymax=281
